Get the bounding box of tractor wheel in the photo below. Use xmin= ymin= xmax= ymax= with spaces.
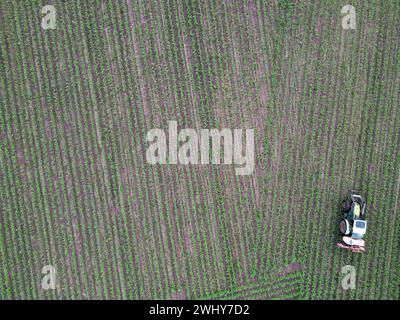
xmin=340 ymin=219 xmax=351 ymax=235
xmin=342 ymin=200 xmax=351 ymax=212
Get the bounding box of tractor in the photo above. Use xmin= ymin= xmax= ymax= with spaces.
xmin=337 ymin=191 xmax=367 ymax=253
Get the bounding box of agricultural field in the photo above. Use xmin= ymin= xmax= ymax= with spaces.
xmin=0 ymin=0 xmax=399 ymax=300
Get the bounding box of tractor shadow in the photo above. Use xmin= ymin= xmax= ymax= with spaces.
xmin=331 ymin=195 xmax=345 ymax=250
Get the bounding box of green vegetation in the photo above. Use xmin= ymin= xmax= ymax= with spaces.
xmin=0 ymin=0 xmax=399 ymax=299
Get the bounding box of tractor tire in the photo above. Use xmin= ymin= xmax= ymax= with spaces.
xmin=340 ymin=219 xmax=351 ymax=235
xmin=342 ymin=200 xmax=351 ymax=212
xmin=361 ymin=204 xmax=366 ymax=218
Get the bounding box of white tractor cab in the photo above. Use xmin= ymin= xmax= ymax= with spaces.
xmin=337 ymin=191 xmax=367 ymax=253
